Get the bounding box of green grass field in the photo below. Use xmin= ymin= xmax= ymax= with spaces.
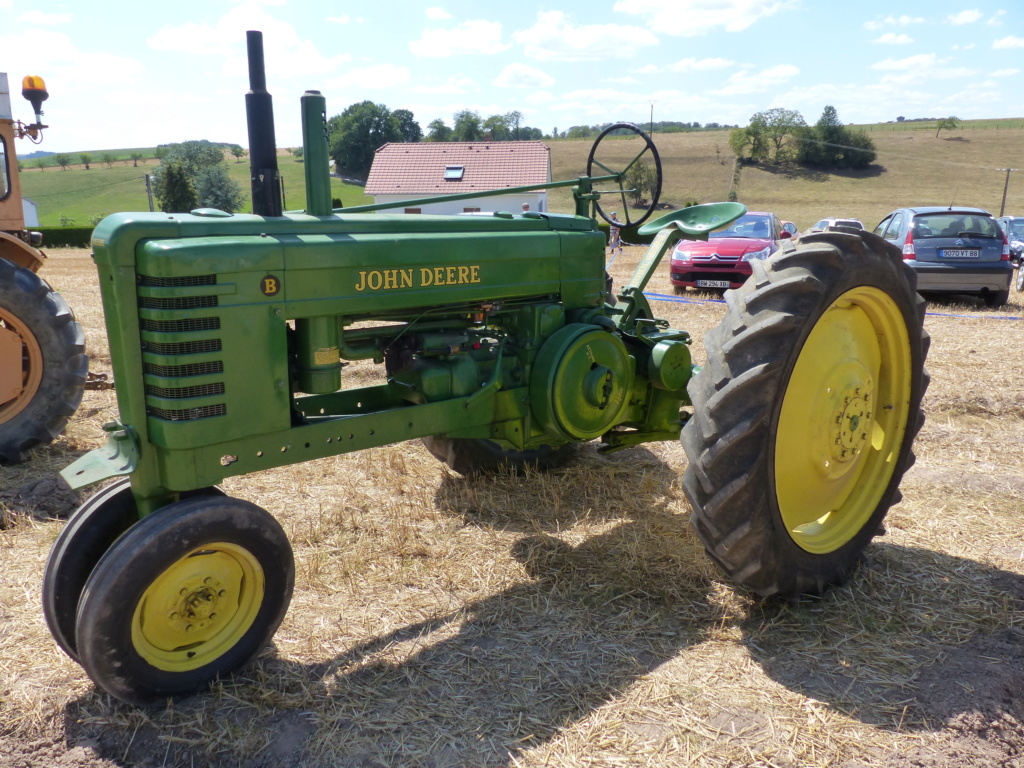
xmin=19 ymin=149 xmax=372 ymax=227
xmin=17 ymin=117 xmax=1024 ymax=232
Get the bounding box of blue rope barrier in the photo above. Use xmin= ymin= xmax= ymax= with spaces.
xmin=642 ymin=291 xmax=1023 ymax=319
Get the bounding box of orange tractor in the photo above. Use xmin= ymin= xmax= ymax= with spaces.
xmin=0 ymin=73 xmax=86 ymax=463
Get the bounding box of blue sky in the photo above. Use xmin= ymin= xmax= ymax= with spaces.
xmin=1 ymin=0 xmax=1022 ymax=153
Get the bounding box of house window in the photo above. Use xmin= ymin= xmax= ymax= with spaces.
xmin=463 ymin=207 xmax=480 ymax=213
xmin=444 ymin=165 xmax=464 ymax=180
xmin=404 ymin=208 xmax=422 ymax=214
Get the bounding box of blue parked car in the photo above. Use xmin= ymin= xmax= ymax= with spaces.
xmin=873 ymin=206 xmax=1012 ymax=307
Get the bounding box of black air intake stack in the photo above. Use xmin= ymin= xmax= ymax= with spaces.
xmin=245 ymin=30 xmax=282 ymax=216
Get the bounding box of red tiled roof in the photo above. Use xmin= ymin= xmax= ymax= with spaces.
xmin=364 ymin=141 xmax=551 ymax=195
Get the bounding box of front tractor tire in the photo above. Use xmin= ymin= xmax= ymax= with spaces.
xmin=682 ymin=230 xmax=929 ymax=599
xmin=74 ymin=496 xmax=294 ymax=705
xmin=0 ymin=259 xmax=88 ymax=463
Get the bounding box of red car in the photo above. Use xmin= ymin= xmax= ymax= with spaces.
xmin=669 ymin=211 xmax=791 ymax=292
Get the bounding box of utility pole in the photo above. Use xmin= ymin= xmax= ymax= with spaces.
xmin=997 ymin=167 xmax=1017 ymax=217
xmin=144 ymin=174 xmax=154 ymax=212
xmin=649 ymin=100 xmax=656 ymax=135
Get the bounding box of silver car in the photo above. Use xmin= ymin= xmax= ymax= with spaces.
xmin=873 ymin=206 xmax=1012 ymax=307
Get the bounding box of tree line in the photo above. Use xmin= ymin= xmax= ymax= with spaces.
xmin=327 ymin=102 xmax=551 ymax=180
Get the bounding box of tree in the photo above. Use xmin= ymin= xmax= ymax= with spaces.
xmin=151 ymin=140 xmax=244 ymax=213
xmin=79 ymin=153 xmax=92 ymax=170
xmin=795 ymin=106 xmax=877 ymax=171
xmin=624 ymin=161 xmax=657 ymax=206
xmin=842 ymin=130 xmax=877 ymax=170
xmin=327 ymin=101 xmax=401 ymax=180
xmin=159 ymin=140 xmax=226 ymax=177
xmin=290 ymin=147 xmax=304 ymax=161
xmin=129 ymin=152 xmax=145 ymax=167
xmin=34 ymin=157 xmax=47 ymax=172
xmin=196 ymin=165 xmax=246 ymax=212
xmin=505 ymin=110 xmax=524 ymax=140
xmin=483 ymin=114 xmax=509 ymax=141
xmin=728 ymin=125 xmax=768 ymax=162
xmin=154 ymin=160 xmax=199 ymax=213
xmin=230 ymin=145 xmax=246 ymax=163
xmin=751 ymin=107 xmax=806 ymax=162
xmin=935 ymin=116 xmax=960 ymax=138
xmin=101 ymin=152 xmax=116 ymax=168
xmin=53 ymin=153 xmax=71 ymax=171
xmin=452 ymin=110 xmax=483 ymax=142
xmin=426 ymin=119 xmax=451 ymax=142
xmin=393 ymin=109 xmax=422 ymax=143
xmin=565 ymin=125 xmax=594 ymax=139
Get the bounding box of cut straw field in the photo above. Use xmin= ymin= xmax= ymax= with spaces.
xmin=1 ymin=246 xmax=1023 ymax=767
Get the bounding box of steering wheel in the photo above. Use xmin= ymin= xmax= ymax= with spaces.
xmin=586 ymin=122 xmax=663 ymax=229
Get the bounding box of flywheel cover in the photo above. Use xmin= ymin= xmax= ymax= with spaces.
xmin=530 ymin=323 xmax=634 ymax=440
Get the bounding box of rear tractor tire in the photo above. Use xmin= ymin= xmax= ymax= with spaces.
xmin=0 ymin=259 xmax=87 ymax=463
xmin=682 ymin=229 xmax=929 ymax=599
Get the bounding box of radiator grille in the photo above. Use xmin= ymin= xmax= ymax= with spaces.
xmin=148 ymin=404 xmax=227 ymax=421
xmin=144 ymin=361 xmax=224 ymax=378
xmin=138 ymin=295 xmax=219 ymax=310
xmin=147 ymin=383 xmax=226 ymax=399
xmin=141 ymin=317 xmax=221 ymax=333
xmin=143 ymin=339 xmax=223 ymax=356
xmin=139 ymin=275 xmax=217 ymax=287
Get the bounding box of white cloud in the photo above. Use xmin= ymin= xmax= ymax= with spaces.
xmin=875 ymin=33 xmax=913 ymax=45
xmin=607 ymin=77 xmax=639 ymax=85
xmin=872 ymin=53 xmax=978 ymax=85
xmin=863 ymin=14 xmax=924 ymax=30
xmin=714 ymin=64 xmax=799 ymax=96
xmin=993 ymin=36 xmax=1024 ymax=49
xmin=635 ymin=64 xmax=660 ymax=74
xmin=341 ymin=63 xmax=410 ymax=89
xmin=990 ymin=68 xmax=1020 ymax=77
xmin=946 ymin=9 xmax=983 ymax=25
xmin=670 ymin=57 xmax=734 ymax=72
xmin=512 ymin=11 xmax=658 ymax=62
xmin=987 ymin=10 xmax=1006 ymax=25
xmin=493 ymin=63 xmax=554 ymax=89
xmin=425 ymin=7 xmax=451 ymax=19
xmin=614 ymin=0 xmax=795 ymax=36
xmin=17 ymin=11 xmax=71 ymax=25
xmin=414 ymin=77 xmax=477 ymax=96
xmin=409 ymin=20 xmax=509 ymax=57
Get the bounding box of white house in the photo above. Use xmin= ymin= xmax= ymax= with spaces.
xmin=364 ymin=141 xmax=551 ymax=215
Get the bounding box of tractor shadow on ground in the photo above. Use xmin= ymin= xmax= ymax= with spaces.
xmin=61 ymin=458 xmax=1024 ymax=767
xmin=741 ymin=542 xmax=1024 ymax=732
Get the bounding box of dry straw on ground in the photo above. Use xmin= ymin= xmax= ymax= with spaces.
xmin=1 ymin=247 xmax=1023 ymax=768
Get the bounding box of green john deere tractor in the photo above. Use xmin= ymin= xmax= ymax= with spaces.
xmin=45 ymin=31 xmax=929 ymax=705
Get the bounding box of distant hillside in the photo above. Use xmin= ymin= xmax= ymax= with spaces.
xmin=17 ymin=117 xmax=1024 ymax=231
xmin=548 ymin=118 xmax=1024 ymax=231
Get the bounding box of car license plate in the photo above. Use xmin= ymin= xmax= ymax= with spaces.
xmin=697 ymin=279 xmax=730 ymax=288
xmin=940 ymin=249 xmax=980 ymax=259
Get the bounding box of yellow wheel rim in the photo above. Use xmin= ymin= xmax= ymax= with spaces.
xmin=775 ymin=286 xmax=912 ymax=554
xmin=132 ymin=542 xmax=265 ymax=672
xmin=0 ymin=307 xmax=44 ymax=424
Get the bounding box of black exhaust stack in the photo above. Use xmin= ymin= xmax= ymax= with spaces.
xmin=245 ymin=30 xmax=282 ymax=217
